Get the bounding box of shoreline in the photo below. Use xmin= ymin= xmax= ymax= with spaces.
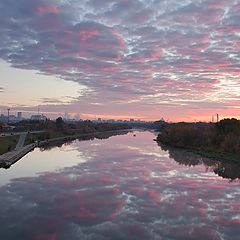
xmin=0 ymin=129 xmax=133 ymax=169
xmin=158 ymin=141 xmax=240 ymax=163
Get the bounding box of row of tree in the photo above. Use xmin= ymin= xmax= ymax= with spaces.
xmin=20 ymin=117 xmax=131 ymax=144
xmin=157 ymin=118 xmax=240 ymax=160
xmin=54 ymin=117 xmax=131 ymax=134
xmin=3 ymin=117 xmax=131 ymax=134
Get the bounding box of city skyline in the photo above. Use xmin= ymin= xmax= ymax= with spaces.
xmin=0 ymin=110 xmax=149 ymax=124
xmin=0 ymin=0 xmax=240 ymax=122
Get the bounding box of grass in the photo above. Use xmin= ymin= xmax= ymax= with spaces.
xmin=0 ymin=135 xmax=19 ymax=155
xmin=24 ymin=132 xmax=50 ymax=145
xmin=192 ymin=149 xmax=240 ymax=163
xmin=24 ymin=131 xmax=69 ymax=146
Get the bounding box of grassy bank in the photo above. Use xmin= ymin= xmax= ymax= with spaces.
xmin=1 ymin=119 xmax=131 ymax=155
xmin=24 ymin=130 xmax=95 ymax=146
xmin=24 ymin=131 xmax=66 ymax=145
xmin=0 ymin=136 xmax=19 ymax=155
xmin=24 ymin=120 xmax=132 ymax=146
xmin=192 ymin=150 xmax=240 ymax=163
xmin=157 ymin=119 xmax=240 ymax=163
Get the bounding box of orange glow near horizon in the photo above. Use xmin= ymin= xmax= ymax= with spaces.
xmin=167 ymin=115 xmax=240 ymax=123
xmin=80 ymin=114 xmax=144 ymax=121
xmin=74 ymin=113 xmax=240 ymax=122
xmin=2 ymin=105 xmax=240 ymax=123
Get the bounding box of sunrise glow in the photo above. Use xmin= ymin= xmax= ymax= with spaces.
xmin=0 ymin=0 xmax=239 ymax=121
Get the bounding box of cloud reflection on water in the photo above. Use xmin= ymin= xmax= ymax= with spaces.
xmin=0 ymin=131 xmax=239 ymax=240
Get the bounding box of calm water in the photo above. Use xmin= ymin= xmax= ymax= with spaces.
xmin=0 ymin=131 xmax=239 ymax=240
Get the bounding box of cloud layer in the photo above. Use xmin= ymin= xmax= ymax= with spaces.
xmin=0 ymin=0 xmax=239 ymax=120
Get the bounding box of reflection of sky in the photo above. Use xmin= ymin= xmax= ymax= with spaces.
xmin=0 ymin=131 xmax=239 ymax=240
xmin=0 ymin=143 xmax=90 ymax=186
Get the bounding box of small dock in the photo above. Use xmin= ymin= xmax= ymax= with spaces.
xmin=0 ymin=143 xmax=36 ymax=168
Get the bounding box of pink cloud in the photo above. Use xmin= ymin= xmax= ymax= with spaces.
xmin=0 ymin=0 xmax=240 ymax=121
xmin=79 ymin=30 xmax=99 ymax=42
xmin=36 ymin=4 xmax=60 ymax=15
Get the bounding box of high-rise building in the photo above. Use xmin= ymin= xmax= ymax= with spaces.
xmin=17 ymin=112 xmax=23 ymax=120
xmin=30 ymin=114 xmax=47 ymax=121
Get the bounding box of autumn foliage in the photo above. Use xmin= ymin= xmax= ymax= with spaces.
xmin=157 ymin=118 xmax=240 ymax=158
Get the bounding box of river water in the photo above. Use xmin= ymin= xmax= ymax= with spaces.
xmin=0 ymin=131 xmax=239 ymax=240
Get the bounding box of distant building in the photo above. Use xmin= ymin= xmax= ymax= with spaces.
xmin=0 ymin=114 xmax=8 ymax=123
xmin=64 ymin=112 xmax=69 ymax=121
xmin=9 ymin=115 xmax=17 ymax=122
xmin=0 ymin=114 xmax=17 ymax=122
xmin=74 ymin=114 xmax=81 ymax=121
xmin=108 ymin=119 xmax=115 ymax=123
xmin=30 ymin=114 xmax=47 ymax=121
xmin=17 ymin=112 xmax=23 ymax=120
xmin=0 ymin=112 xmax=24 ymax=123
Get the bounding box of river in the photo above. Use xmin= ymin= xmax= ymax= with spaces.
xmin=0 ymin=130 xmax=239 ymax=240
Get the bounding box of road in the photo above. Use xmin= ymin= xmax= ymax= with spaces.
xmin=0 ymin=131 xmax=43 ymax=168
xmin=0 ymin=131 xmax=40 ymax=168
xmin=15 ymin=133 xmax=27 ymax=149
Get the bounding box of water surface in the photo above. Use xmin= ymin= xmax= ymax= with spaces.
xmin=0 ymin=131 xmax=239 ymax=240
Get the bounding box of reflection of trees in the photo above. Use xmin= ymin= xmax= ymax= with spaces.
xmin=39 ymin=131 xmax=129 ymax=152
xmin=39 ymin=139 xmax=74 ymax=151
xmin=160 ymin=143 xmax=240 ymax=181
xmin=95 ymin=131 xmax=128 ymax=139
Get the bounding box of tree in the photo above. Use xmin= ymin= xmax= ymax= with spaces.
xmin=55 ymin=117 xmax=64 ymax=129
xmin=0 ymin=121 xmax=3 ymax=131
xmin=216 ymin=118 xmax=240 ymax=135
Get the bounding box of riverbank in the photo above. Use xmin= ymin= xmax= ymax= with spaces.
xmin=0 ymin=144 xmax=36 ymax=168
xmin=0 ymin=135 xmax=19 ymax=155
xmin=38 ymin=129 xmax=133 ymax=146
xmin=157 ymin=119 xmax=240 ymax=163
xmin=191 ymin=149 xmax=240 ymax=163
xmin=159 ymin=141 xmax=240 ymax=163
xmin=0 ymin=129 xmax=133 ymax=169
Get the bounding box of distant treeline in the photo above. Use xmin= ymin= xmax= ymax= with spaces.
xmin=1 ymin=118 xmax=131 ymax=144
xmin=39 ymin=131 xmax=129 ymax=152
xmin=3 ymin=117 xmax=130 ymax=133
xmin=157 ymin=118 xmax=240 ymax=162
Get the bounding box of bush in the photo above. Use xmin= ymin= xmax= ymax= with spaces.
xmin=157 ymin=119 xmax=240 ymax=160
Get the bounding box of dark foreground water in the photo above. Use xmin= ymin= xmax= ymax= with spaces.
xmin=0 ymin=131 xmax=239 ymax=240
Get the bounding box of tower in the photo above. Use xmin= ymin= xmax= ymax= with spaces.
xmin=7 ymin=108 xmax=10 ymax=123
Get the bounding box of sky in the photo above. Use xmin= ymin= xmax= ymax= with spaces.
xmin=0 ymin=0 xmax=240 ymax=121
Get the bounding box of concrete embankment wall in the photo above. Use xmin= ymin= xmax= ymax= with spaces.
xmin=0 ymin=144 xmax=36 ymax=168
